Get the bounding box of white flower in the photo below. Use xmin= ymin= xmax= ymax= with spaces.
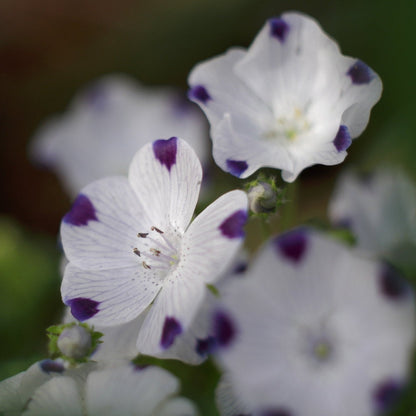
xmin=212 ymin=229 xmax=415 ymax=416
xmin=329 ymin=169 xmax=416 ymax=269
xmin=60 ymin=137 xmax=248 ymax=358
xmin=188 ymin=12 xmax=382 ymax=182
xmin=31 ymin=75 xmax=208 ymax=196
xmin=0 ymin=361 xmax=197 ymax=416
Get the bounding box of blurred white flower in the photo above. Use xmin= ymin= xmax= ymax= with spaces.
xmin=188 ymin=12 xmax=382 ymax=182
xmin=61 ymin=137 xmax=248 ymax=358
xmin=212 ymin=229 xmax=415 ymax=416
xmin=329 ymin=169 xmax=416 ymax=270
xmin=31 ymin=74 xmax=208 ymax=196
xmin=0 ymin=360 xmax=197 ymax=416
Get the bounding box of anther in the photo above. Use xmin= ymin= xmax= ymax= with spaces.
xmin=150 ymin=248 xmax=161 ymax=256
xmin=151 ymin=226 xmax=164 ymax=234
xmin=138 ymin=233 xmax=148 ymax=238
xmin=133 ymin=248 xmax=141 ymax=257
xmin=142 ymin=261 xmax=151 ymax=269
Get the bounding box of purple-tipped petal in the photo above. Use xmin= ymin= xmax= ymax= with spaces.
xmin=160 ymin=316 xmax=182 ymax=349
xmin=274 ymin=229 xmax=308 ymax=263
xmin=226 ymin=159 xmax=248 ymax=177
xmin=379 ymin=263 xmax=410 ymax=301
xmin=195 ymin=336 xmax=217 ymax=356
xmin=66 ymin=297 xmax=100 ymax=321
xmin=269 ymin=17 xmax=290 ymax=42
xmin=373 ymin=379 xmax=403 ymax=413
xmin=347 ymin=60 xmax=375 ymax=84
xmin=63 ymin=194 xmax=98 ymax=226
xmin=213 ymin=310 xmax=236 ymax=348
xmin=188 ymin=85 xmax=211 ymax=104
xmin=153 ymin=137 xmax=178 ymax=172
xmin=333 ymin=125 xmax=351 ymax=152
xmin=219 ymin=210 xmax=248 ymax=239
xmin=39 ymin=359 xmax=65 ymax=374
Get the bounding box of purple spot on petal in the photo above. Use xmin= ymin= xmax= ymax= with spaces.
xmin=226 ymin=159 xmax=248 ymax=177
xmin=219 ymin=210 xmax=248 ymax=239
xmin=153 ymin=137 xmax=178 ymax=172
xmin=213 ymin=310 xmax=236 ymax=348
xmin=379 ymin=263 xmax=410 ymax=301
xmin=274 ymin=229 xmax=308 ymax=263
xmin=373 ymin=379 xmax=403 ymax=413
xmin=39 ymin=359 xmax=65 ymax=374
xmin=347 ymin=60 xmax=375 ymax=84
xmin=333 ymin=125 xmax=351 ymax=152
xmin=269 ymin=17 xmax=290 ymax=42
xmin=63 ymin=194 xmax=98 ymax=226
xmin=233 ymin=261 xmax=248 ymax=275
xmin=188 ymin=85 xmax=211 ymax=104
xmin=196 ymin=336 xmax=217 ymax=356
xmin=66 ymin=297 xmax=100 ymax=321
xmin=160 ymin=317 xmax=182 ymax=349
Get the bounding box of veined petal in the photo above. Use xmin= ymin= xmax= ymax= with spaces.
xmin=61 ymin=176 xmax=148 ymax=270
xmin=61 ymin=263 xmax=160 ymax=326
xmin=136 ymin=271 xmax=206 ymax=355
xmin=86 ymin=365 xmax=179 ymax=415
xmin=182 ymin=190 xmax=248 ymax=282
xmin=128 ymin=137 xmax=202 ymax=232
xmin=24 ymin=377 xmax=83 ymax=416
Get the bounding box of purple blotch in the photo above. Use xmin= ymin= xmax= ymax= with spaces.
xmin=347 ymin=60 xmax=375 ymax=84
xmin=274 ymin=229 xmax=308 ymax=263
xmin=219 ymin=210 xmax=248 ymax=239
xmin=379 ymin=263 xmax=410 ymax=301
xmin=333 ymin=125 xmax=351 ymax=152
xmin=39 ymin=359 xmax=65 ymax=374
xmin=373 ymin=379 xmax=403 ymax=413
xmin=188 ymin=85 xmax=211 ymax=104
xmin=63 ymin=194 xmax=98 ymax=226
xmin=196 ymin=336 xmax=217 ymax=356
xmin=66 ymin=297 xmax=100 ymax=321
xmin=269 ymin=17 xmax=290 ymax=42
xmin=153 ymin=137 xmax=178 ymax=172
xmin=160 ymin=316 xmax=182 ymax=349
xmin=213 ymin=310 xmax=236 ymax=348
xmin=233 ymin=261 xmax=248 ymax=275
xmin=226 ymin=159 xmax=248 ymax=177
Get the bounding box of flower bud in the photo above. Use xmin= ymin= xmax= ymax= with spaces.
xmin=247 ymin=181 xmax=278 ymax=214
xmin=57 ymin=325 xmax=92 ymax=359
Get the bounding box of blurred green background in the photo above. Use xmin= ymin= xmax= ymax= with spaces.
xmin=0 ymin=0 xmax=415 ymax=414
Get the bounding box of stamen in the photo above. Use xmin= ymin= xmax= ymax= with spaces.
xmin=151 ymin=226 xmax=164 ymax=234
xmin=142 ymin=261 xmax=151 ymax=269
xmin=138 ymin=233 xmax=148 ymax=238
xmin=150 ymin=248 xmax=161 ymax=256
xmin=133 ymin=248 xmax=141 ymax=257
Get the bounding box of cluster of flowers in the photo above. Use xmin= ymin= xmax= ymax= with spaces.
xmin=1 ymin=11 xmax=415 ymax=416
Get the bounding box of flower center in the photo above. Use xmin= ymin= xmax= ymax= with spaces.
xmin=263 ymin=107 xmax=311 ymax=141
xmin=133 ymin=226 xmax=181 ymax=274
xmin=313 ymin=340 xmax=332 ymax=361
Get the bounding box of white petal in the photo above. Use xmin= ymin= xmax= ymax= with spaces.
xmin=0 ymin=371 xmax=25 ymax=413
xmin=157 ymin=397 xmax=199 ymax=416
xmin=128 ymin=137 xmax=202 ymax=232
xmin=86 ymin=365 xmax=179 ymax=415
xmin=182 ymin=190 xmax=248 ymax=283
xmin=24 ymin=377 xmax=83 ymax=416
xmin=215 ymin=375 xmax=252 ymax=416
xmin=61 ymin=176 xmax=148 ymax=271
xmin=61 ymin=263 xmax=160 ymax=325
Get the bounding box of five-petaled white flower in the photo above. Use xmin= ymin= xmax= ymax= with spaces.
xmin=60 ymin=137 xmax=248 ymax=357
xmin=212 ymin=229 xmax=415 ymax=416
xmin=188 ymin=12 xmax=382 ymax=182
xmin=31 ymin=75 xmax=208 ymax=196
xmin=0 ymin=360 xmax=197 ymax=416
xmin=329 ymin=169 xmax=416 ymax=270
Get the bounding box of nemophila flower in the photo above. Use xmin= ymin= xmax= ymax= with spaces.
xmin=31 ymin=74 xmax=208 ymax=196
xmin=212 ymin=229 xmax=415 ymax=416
xmin=188 ymin=12 xmax=382 ymax=182
xmin=329 ymin=169 xmax=416 ymax=269
xmin=61 ymin=137 xmax=248 ymax=359
xmin=0 ymin=361 xmax=197 ymax=416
